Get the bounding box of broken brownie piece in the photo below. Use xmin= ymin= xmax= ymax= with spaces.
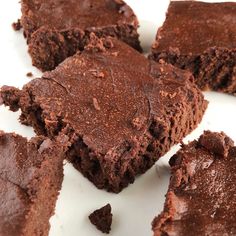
xmin=20 ymin=0 xmax=141 ymax=71
xmin=89 ymin=204 xmax=112 ymax=234
xmin=0 ymin=131 xmax=68 ymax=236
xmin=150 ymin=1 xmax=236 ymax=95
xmin=153 ymin=131 xmax=236 ymax=236
xmin=0 ymin=36 xmax=207 ymax=193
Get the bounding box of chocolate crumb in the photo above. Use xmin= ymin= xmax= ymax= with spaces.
xmin=26 ymin=72 xmax=33 ymax=77
xmin=89 ymin=204 xmax=112 ymax=234
xmin=12 ymin=19 xmax=22 ymax=31
xmin=93 ymin=98 xmax=101 ymax=111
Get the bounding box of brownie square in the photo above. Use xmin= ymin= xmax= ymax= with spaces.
xmin=20 ymin=0 xmax=142 ymax=71
xmin=0 ymin=131 xmax=67 ymax=236
xmin=153 ymin=131 xmax=236 ymax=236
xmin=0 ymin=36 xmax=207 ymax=193
xmin=150 ymin=1 xmax=236 ymax=95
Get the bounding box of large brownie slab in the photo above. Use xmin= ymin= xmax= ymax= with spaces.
xmin=0 ymin=131 xmax=68 ymax=236
xmin=20 ymin=0 xmax=141 ymax=71
xmin=0 ymin=36 xmax=207 ymax=193
xmin=150 ymin=1 xmax=236 ymax=95
xmin=153 ymin=131 xmax=236 ymax=236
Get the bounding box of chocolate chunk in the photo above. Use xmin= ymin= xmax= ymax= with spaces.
xmin=150 ymin=1 xmax=236 ymax=95
xmin=89 ymin=204 xmax=112 ymax=234
xmin=20 ymin=0 xmax=142 ymax=71
xmin=153 ymin=131 xmax=236 ymax=236
xmin=0 ymin=37 xmax=207 ymax=193
xmin=0 ymin=131 xmax=67 ymax=236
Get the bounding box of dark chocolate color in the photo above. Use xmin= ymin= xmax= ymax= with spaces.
xmin=89 ymin=204 xmax=112 ymax=234
xmin=150 ymin=1 xmax=236 ymax=95
xmin=20 ymin=0 xmax=141 ymax=71
xmin=153 ymin=131 xmax=236 ymax=236
xmin=0 ymin=131 xmax=67 ymax=236
xmin=0 ymin=36 xmax=207 ymax=193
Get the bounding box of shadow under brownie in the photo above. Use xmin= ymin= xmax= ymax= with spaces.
xmin=150 ymin=1 xmax=236 ymax=95
xmin=0 ymin=131 xmax=68 ymax=236
xmin=20 ymin=0 xmax=142 ymax=71
xmin=0 ymin=36 xmax=207 ymax=193
xmin=153 ymin=131 xmax=236 ymax=236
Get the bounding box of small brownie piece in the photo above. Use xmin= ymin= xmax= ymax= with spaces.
xmin=20 ymin=0 xmax=141 ymax=71
xmin=150 ymin=1 xmax=236 ymax=95
xmin=153 ymin=131 xmax=236 ymax=236
xmin=0 ymin=36 xmax=207 ymax=193
xmin=89 ymin=204 xmax=112 ymax=234
xmin=0 ymin=131 xmax=67 ymax=236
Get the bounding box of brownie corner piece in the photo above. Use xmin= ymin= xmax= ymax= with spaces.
xmin=0 ymin=131 xmax=67 ymax=236
xmin=89 ymin=204 xmax=112 ymax=234
xmin=153 ymin=130 xmax=236 ymax=236
xmin=20 ymin=0 xmax=142 ymax=71
xmin=0 ymin=37 xmax=207 ymax=193
xmin=150 ymin=1 xmax=236 ymax=95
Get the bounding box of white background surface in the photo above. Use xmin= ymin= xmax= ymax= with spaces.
xmin=0 ymin=1 xmax=236 ymax=236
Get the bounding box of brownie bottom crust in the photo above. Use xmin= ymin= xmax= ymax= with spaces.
xmin=150 ymin=47 xmax=236 ymax=95
xmin=153 ymin=131 xmax=236 ymax=236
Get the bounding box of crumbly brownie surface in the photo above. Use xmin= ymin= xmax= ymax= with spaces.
xmin=0 ymin=36 xmax=207 ymax=193
xmin=153 ymin=131 xmax=236 ymax=236
xmin=150 ymin=1 xmax=236 ymax=95
xmin=20 ymin=0 xmax=141 ymax=71
xmin=89 ymin=204 xmax=112 ymax=234
xmin=0 ymin=131 xmax=67 ymax=236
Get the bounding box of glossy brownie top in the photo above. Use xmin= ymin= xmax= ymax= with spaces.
xmin=1 ymin=36 xmax=202 ymax=155
xmin=154 ymin=1 xmax=236 ymax=55
xmin=0 ymin=131 xmax=67 ymax=235
xmin=21 ymin=0 xmax=138 ymax=36
xmin=153 ymin=131 xmax=236 ymax=236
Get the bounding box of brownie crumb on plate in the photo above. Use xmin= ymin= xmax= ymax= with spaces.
xmin=0 ymin=131 xmax=69 ymax=236
xmin=20 ymin=0 xmax=142 ymax=71
xmin=12 ymin=19 xmax=22 ymax=31
xmin=150 ymin=1 xmax=236 ymax=95
xmin=153 ymin=131 xmax=236 ymax=236
xmin=89 ymin=204 xmax=112 ymax=234
xmin=0 ymin=36 xmax=207 ymax=193
xmin=26 ymin=72 xmax=33 ymax=77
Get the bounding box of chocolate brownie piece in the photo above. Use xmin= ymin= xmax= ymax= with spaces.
xmin=0 ymin=36 xmax=207 ymax=193
xmin=150 ymin=1 xmax=236 ymax=95
xmin=20 ymin=0 xmax=141 ymax=71
xmin=0 ymin=131 xmax=68 ymax=236
xmin=153 ymin=131 xmax=236 ymax=236
xmin=89 ymin=204 xmax=112 ymax=234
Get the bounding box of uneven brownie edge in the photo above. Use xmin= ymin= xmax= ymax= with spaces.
xmin=20 ymin=0 xmax=142 ymax=71
xmin=0 ymin=37 xmax=207 ymax=193
xmin=152 ymin=131 xmax=236 ymax=236
xmin=89 ymin=204 xmax=112 ymax=234
xmin=0 ymin=131 xmax=68 ymax=236
xmin=149 ymin=1 xmax=236 ymax=95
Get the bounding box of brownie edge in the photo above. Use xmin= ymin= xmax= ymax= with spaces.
xmin=0 ymin=36 xmax=207 ymax=193
xmin=150 ymin=1 xmax=236 ymax=95
xmin=0 ymin=131 xmax=69 ymax=236
xmin=20 ymin=0 xmax=142 ymax=71
xmin=153 ymin=131 xmax=236 ymax=236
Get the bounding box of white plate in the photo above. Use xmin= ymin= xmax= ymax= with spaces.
xmin=0 ymin=1 xmax=236 ymax=236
